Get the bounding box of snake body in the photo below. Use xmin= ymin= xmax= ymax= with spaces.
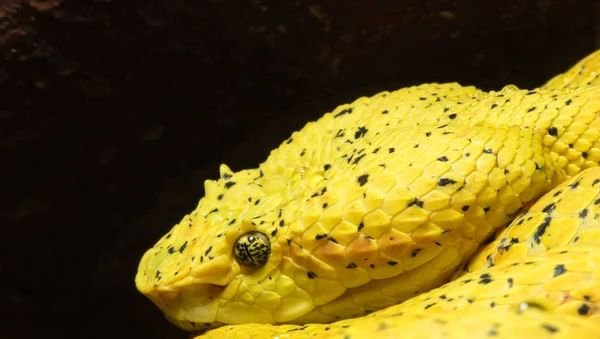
xmin=136 ymin=50 xmax=600 ymax=338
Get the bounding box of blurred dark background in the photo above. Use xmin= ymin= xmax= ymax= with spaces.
xmin=1 ymin=0 xmax=599 ymax=338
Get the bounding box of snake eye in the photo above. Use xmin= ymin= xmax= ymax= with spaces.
xmin=233 ymin=231 xmax=271 ymax=268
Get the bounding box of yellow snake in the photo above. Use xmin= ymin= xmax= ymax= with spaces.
xmin=136 ymin=50 xmax=600 ymax=338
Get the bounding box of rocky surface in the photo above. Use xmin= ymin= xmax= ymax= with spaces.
xmin=2 ymin=1 xmax=599 ymax=338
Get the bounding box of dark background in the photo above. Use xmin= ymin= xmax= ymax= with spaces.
xmin=2 ymin=1 xmax=599 ymax=338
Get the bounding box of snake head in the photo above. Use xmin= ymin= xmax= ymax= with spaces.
xmin=135 ymin=214 xmax=291 ymax=331
xmin=135 ymin=164 xmax=334 ymax=331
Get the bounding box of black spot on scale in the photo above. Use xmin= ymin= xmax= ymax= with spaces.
xmin=425 ymin=132 xmax=432 ymax=137
xmin=593 ymin=179 xmax=600 ymax=186
xmin=389 ymin=147 xmax=395 ymax=153
xmin=527 ymin=106 xmax=537 ymax=113
xmin=381 ymin=109 xmax=389 ymax=114
xmin=357 ymin=174 xmax=369 ymax=186
xmin=491 ymin=103 xmax=498 ymax=109
xmin=271 ymin=229 xmax=277 ymax=236
xmin=542 ymin=203 xmax=556 ymax=213
xmin=579 ymin=208 xmax=588 ymax=218
xmin=217 ymin=194 xmax=223 ymax=200
xmin=346 ymin=263 xmax=357 ymax=269
xmin=307 ymin=271 xmax=317 ymax=279
xmin=541 ymin=324 xmax=558 ymax=334
xmin=565 ymin=99 xmax=573 ymax=106
xmin=323 ymin=164 xmax=331 ymax=171
xmin=354 ymin=126 xmax=368 ymax=139
xmin=507 ymin=278 xmax=514 ymax=288
xmin=578 ymin=303 xmax=590 ymax=315
xmin=437 ymin=156 xmax=448 ymax=162
xmin=179 ymin=241 xmax=188 ymax=253
xmin=479 ymin=273 xmax=492 ymax=285
xmin=167 ymin=246 xmax=175 ymax=255
xmin=287 ymin=326 xmax=309 ymax=332
xmin=483 ymin=149 xmax=493 ymax=154
xmin=462 ymin=205 xmax=469 ymax=211
xmin=583 ymin=152 xmax=588 ymax=159
xmin=533 ymin=216 xmax=552 ymax=243
xmin=334 ymin=108 xmax=353 ymax=117
xmin=437 ymin=178 xmax=456 ymax=186
xmin=553 ymin=264 xmax=567 ymax=277
xmin=408 ymin=198 xmax=424 ymax=208
xmin=358 ymin=222 xmax=365 ymax=231
xmin=570 ymin=179 xmax=582 ymax=189
xmin=352 ymin=154 xmax=366 ymax=165
xmin=424 ymin=303 xmax=436 ymax=309
xmin=315 ymin=234 xmax=327 ymax=240
xmin=526 ymin=90 xmax=536 ymax=95
xmin=388 ymin=261 xmax=398 ymax=266
xmin=224 ymin=181 xmax=236 ymax=189
xmin=448 ymin=113 xmax=457 ymax=119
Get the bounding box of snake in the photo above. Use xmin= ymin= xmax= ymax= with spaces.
xmin=135 ymin=50 xmax=600 ymax=338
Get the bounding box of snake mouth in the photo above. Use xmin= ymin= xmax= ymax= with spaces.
xmin=145 ymin=283 xmax=226 ymax=325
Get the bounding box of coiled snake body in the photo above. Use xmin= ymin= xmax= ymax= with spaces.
xmin=136 ymin=50 xmax=600 ymax=338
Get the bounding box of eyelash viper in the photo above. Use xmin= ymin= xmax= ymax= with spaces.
xmin=136 ymin=49 xmax=600 ymax=339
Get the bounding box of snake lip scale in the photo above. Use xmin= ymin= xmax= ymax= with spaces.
xmin=136 ymin=50 xmax=600 ymax=338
